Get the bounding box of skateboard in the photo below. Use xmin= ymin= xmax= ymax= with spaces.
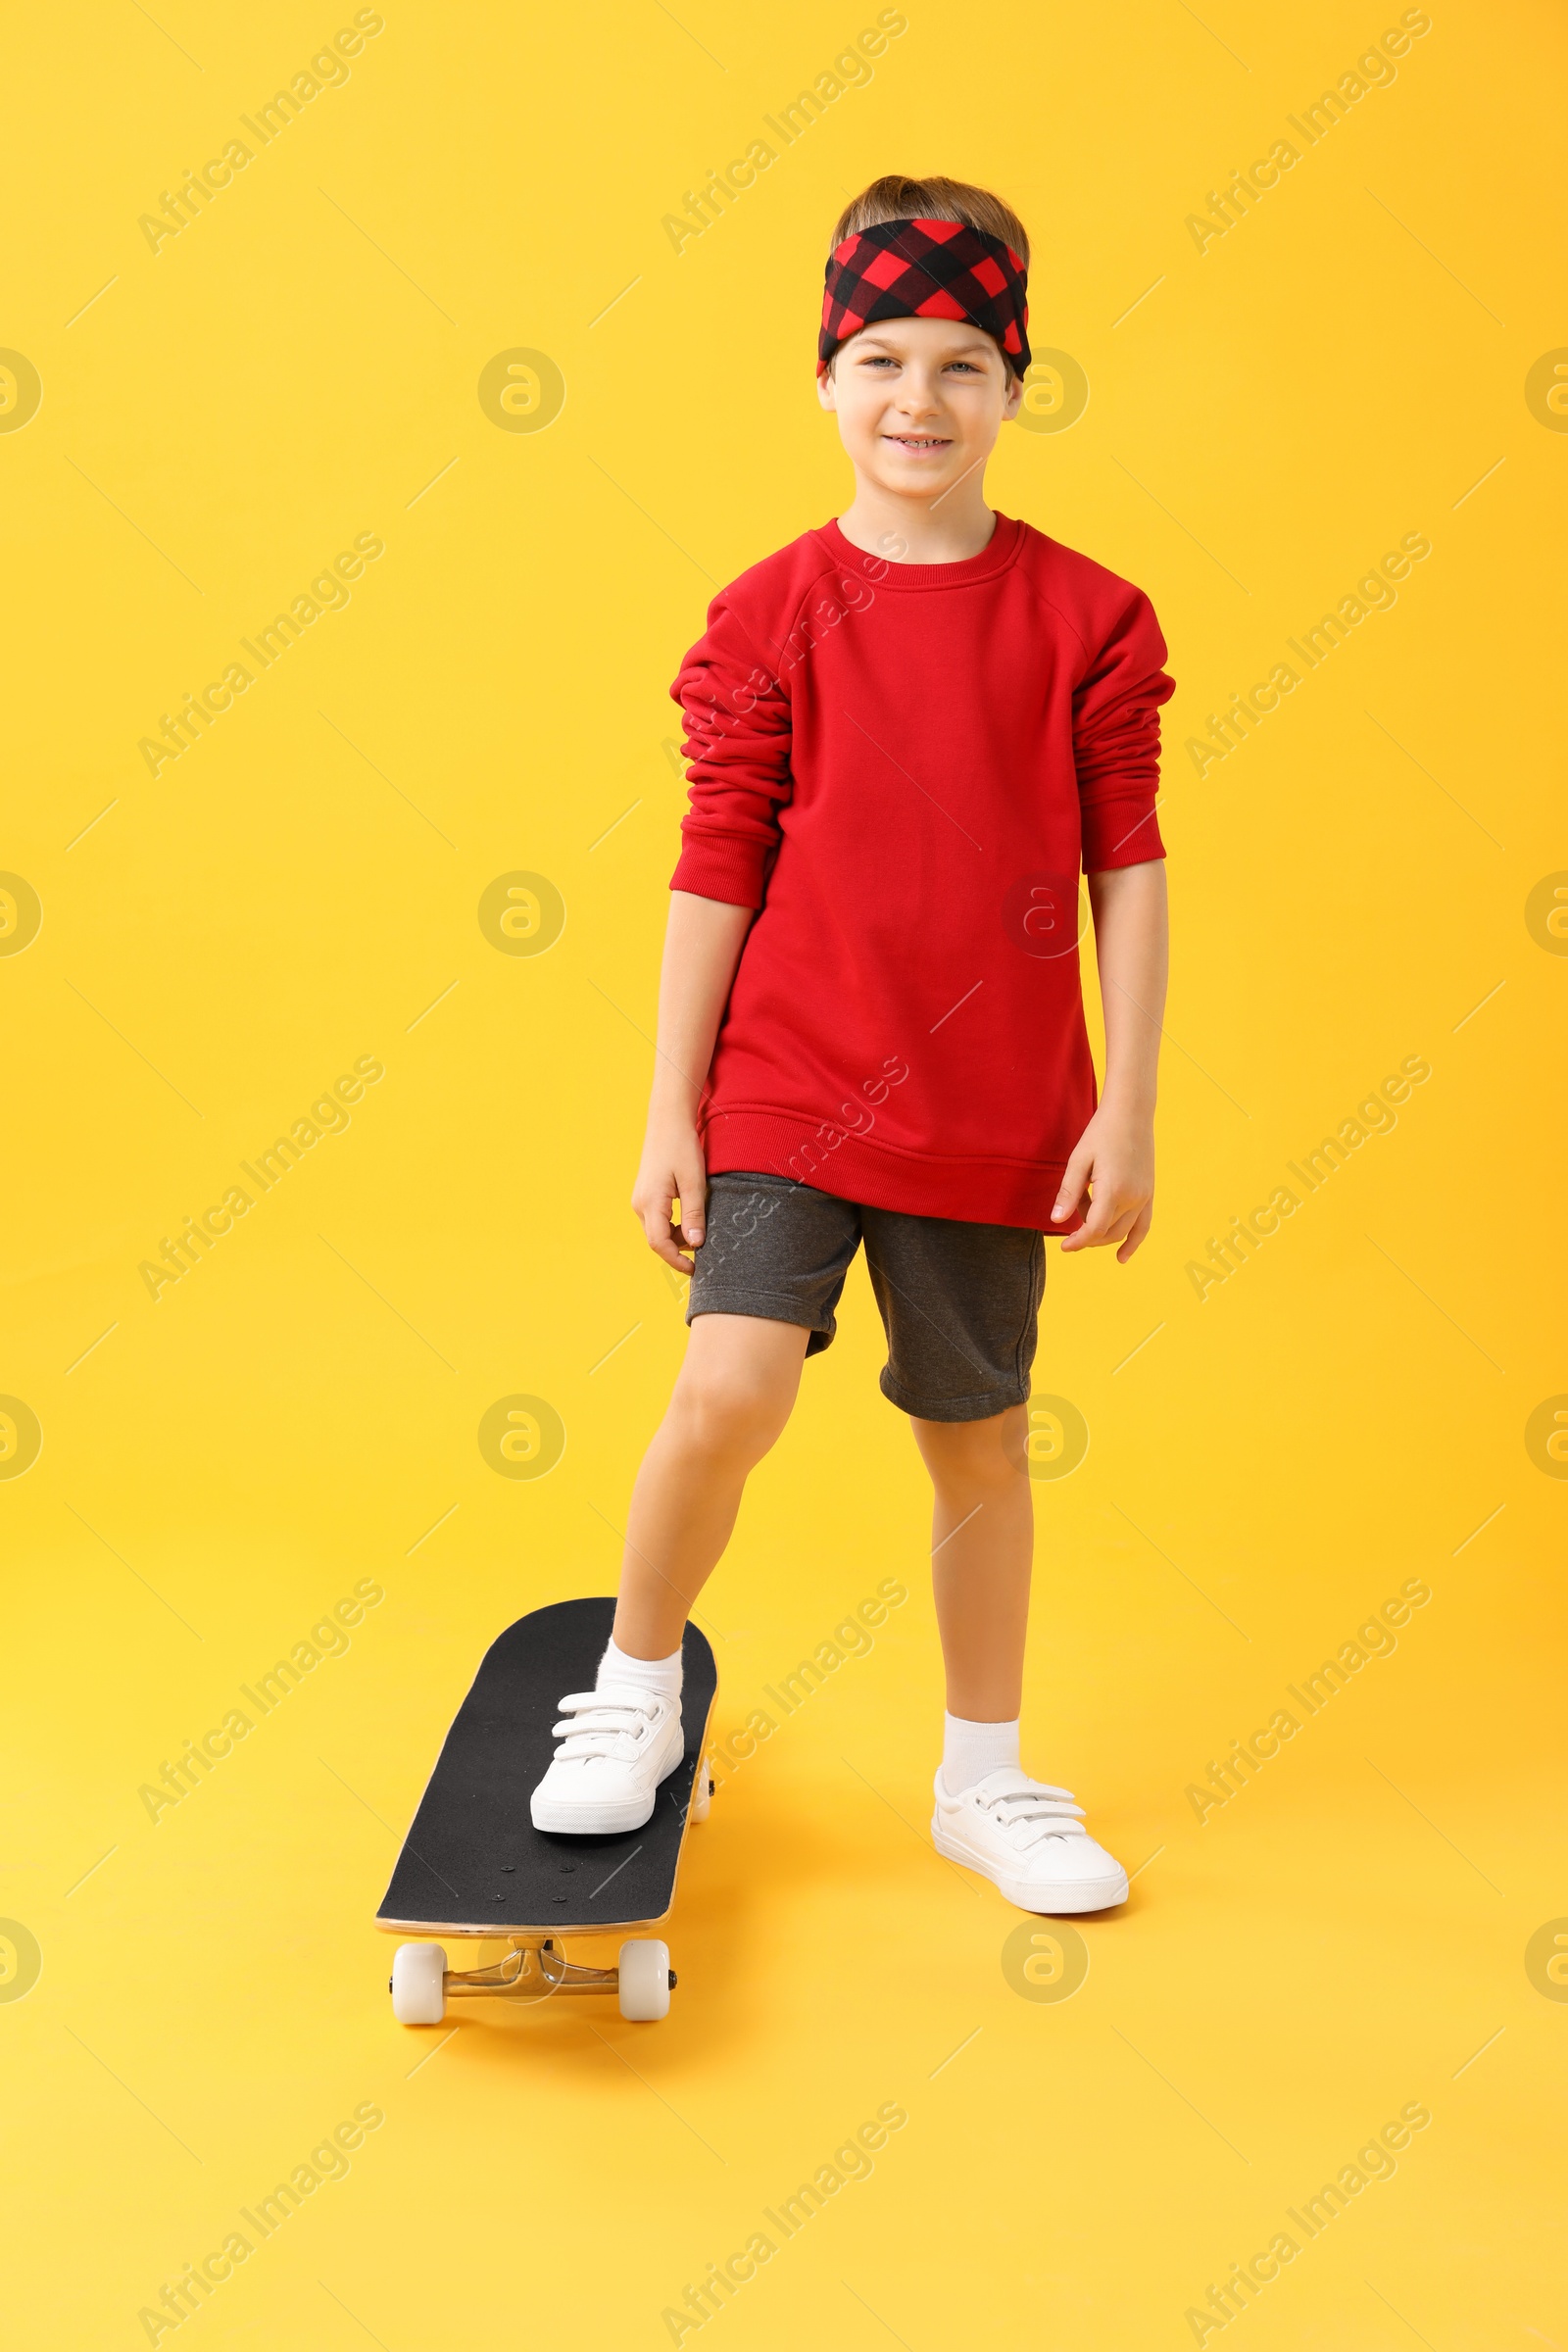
xmin=377 ymin=1597 xmax=716 ymax=2026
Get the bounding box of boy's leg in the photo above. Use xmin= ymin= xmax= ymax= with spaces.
xmin=865 ymin=1202 xmax=1127 ymax=1913
xmin=530 ymin=1310 xmax=807 ymax=1833
xmin=536 ymin=1173 xmax=850 ymax=1832
xmin=911 ymin=1403 xmax=1127 ymax=1912
xmin=612 ymin=1310 xmax=810 ymax=1659
xmin=912 ymin=1403 xmax=1126 ymax=1910
xmin=909 ymin=1403 xmax=1033 ymax=1719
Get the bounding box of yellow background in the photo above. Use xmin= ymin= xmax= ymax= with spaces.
xmin=4 ymin=1 xmax=1565 ymax=2344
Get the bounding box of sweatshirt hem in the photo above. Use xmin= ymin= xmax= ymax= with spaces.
xmin=700 ymin=1106 xmax=1087 ymax=1235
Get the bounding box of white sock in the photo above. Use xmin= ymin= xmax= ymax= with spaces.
xmin=941 ymin=1711 xmax=1021 ymax=1795
xmin=598 ymin=1635 xmax=683 ymax=1703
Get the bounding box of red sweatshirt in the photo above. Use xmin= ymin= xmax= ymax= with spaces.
xmin=669 ymin=514 xmax=1173 ymax=1231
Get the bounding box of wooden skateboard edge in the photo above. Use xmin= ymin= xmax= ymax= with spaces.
xmin=375 ymin=1907 xmax=673 ymax=1940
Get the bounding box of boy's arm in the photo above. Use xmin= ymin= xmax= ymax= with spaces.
xmin=633 ymin=889 xmax=754 ymax=1270
xmin=1052 ymin=859 xmax=1169 ymax=1260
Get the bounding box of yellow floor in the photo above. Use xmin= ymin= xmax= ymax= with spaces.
xmin=5 ymin=0 xmax=1565 ymax=2342
xmin=7 ymin=1239 xmax=1566 ymax=2347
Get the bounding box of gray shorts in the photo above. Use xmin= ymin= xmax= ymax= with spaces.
xmin=686 ymin=1170 xmax=1045 ymax=1423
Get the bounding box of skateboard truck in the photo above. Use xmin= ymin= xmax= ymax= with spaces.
xmin=390 ymin=1933 xmax=677 ymax=2025
xmin=445 ymin=1939 xmax=677 ymax=2000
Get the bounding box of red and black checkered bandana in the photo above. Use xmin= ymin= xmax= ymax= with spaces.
xmin=817 ymin=217 xmax=1030 ymax=378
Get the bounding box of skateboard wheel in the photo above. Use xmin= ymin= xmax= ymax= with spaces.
xmin=617 ymin=1937 xmax=671 ymax=2022
xmin=391 ymin=1941 xmax=447 ymax=2025
xmin=691 ymin=1761 xmax=712 ymax=1824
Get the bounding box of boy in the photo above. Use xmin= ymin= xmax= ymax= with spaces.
xmin=532 ymin=175 xmax=1173 ymax=1915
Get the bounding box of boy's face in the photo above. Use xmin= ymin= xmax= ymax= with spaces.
xmin=817 ymin=316 xmax=1023 ymax=503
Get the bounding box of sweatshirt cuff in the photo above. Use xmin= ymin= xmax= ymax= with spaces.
xmin=670 ymin=835 xmax=769 ymax=908
xmin=1081 ymin=797 xmax=1165 ymax=872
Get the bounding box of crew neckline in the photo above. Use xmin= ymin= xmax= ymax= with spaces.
xmin=818 ymin=511 xmax=1026 ymax=590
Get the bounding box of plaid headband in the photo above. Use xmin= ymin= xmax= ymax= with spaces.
xmin=817 ymin=216 xmax=1031 ymax=378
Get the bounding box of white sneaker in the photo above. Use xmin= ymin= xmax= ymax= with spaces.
xmin=931 ymin=1766 xmax=1129 ymax=1913
xmin=529 ymin=1685 xmax=685 ymax=1835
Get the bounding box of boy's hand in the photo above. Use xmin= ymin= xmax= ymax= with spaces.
xmin=1050 ymin=1102 xmax=1154 ymax=1261
xmin=632 ymin=1117 xmax=709 ymax=1271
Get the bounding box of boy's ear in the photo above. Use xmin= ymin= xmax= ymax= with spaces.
xmin=816 ymin=363 xmax=838 ymax=413
xmin=1002 ymin=367 xmax=1025 ymax=423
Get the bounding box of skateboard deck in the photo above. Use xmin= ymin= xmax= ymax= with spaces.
xmin=376 ymin=1597 xmax=716 ymax=1939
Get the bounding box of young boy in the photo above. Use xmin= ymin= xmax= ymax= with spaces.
xmin=531 ymin=175 xmax=1173 ymax=1914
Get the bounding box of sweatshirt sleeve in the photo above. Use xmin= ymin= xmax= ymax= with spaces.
xmin=1072 ymin=587 xmax=1175 ymax=872
xmin=668 ymin=584 xmax=794 ymax=908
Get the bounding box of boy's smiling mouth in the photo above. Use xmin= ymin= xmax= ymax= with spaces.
xmin=883 ymin=432 xmax=953 ymax=453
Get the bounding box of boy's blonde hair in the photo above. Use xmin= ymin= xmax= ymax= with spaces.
xmin=829 ymin=174 xmax=1031 ymax=270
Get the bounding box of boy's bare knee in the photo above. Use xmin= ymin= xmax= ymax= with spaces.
xmin=667 ymin=1318 xmax=805 ymax=1463
xmin=670 ymin=1371 xmax=787 ymax=1464
xmin=915 ymin=1405 xmax=1029 ymax=1491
